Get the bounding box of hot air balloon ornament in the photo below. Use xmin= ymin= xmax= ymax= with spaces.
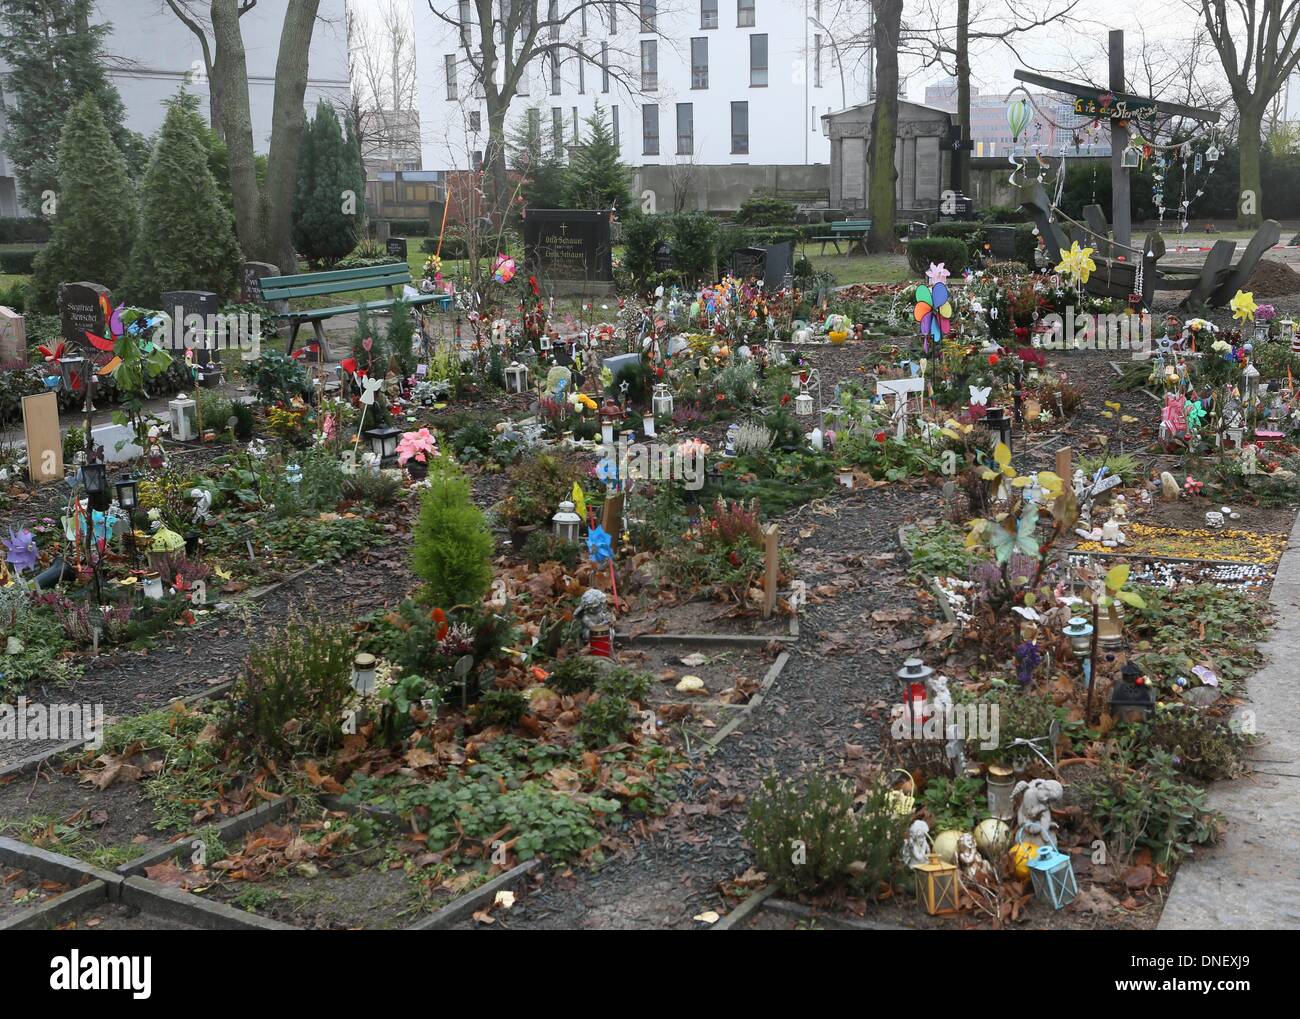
xmin=1007 ymin=98 xmax=1033 ymax=144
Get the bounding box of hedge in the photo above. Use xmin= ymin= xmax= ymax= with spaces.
xmin=0 ymin=218 xmax=50 ymax=245
xmin=1013 ymin=224 xmax=1038 ymax=268
xmin=387 ymin=219 xmax=429 ymax=236
xmin=907 ymin=237 xmax=971 ymax=275
xmin=0 ymin=246 xmax=41 ymax=274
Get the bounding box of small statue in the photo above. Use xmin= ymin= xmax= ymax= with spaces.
xmin=576 ymin=588 xmax=613 ymax=636
xmin=927 ymin=674 xmax=954 ymax=720
xmin=1205 ymin=510 xmax=1224 ymax=529
xmin=957 ymin=832 xmax=996 ymax=886
xmin=189 ymin=487 xmax=213 ymax=525
xmin=1110 ymin=494 xmax=1128 ymax=522
xmin=1013 ymin=778 xmax=1063 ymax=848
xmin=902 ymin=819 xmax=931 ymax=869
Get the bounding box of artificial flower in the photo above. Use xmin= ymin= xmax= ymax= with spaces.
xmin=1229 ymin=289 xmax=1258 ymax=323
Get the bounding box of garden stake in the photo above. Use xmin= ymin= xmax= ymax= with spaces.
xmin=1084 ymin=600 xmax=1100 ymax=724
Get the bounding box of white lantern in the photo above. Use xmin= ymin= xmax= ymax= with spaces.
xmin=351 ymin=653 xmax=377 ymax=694
xmin=652 ymin=384 xmax=674 ymax=418
xmin=142 ymin=571 xmax=164 ymax=600
xmin=642 ymin=409 xmax=657 ymax=438
xmin=1121 ymin=144 xmax=1141 ymax=169
xmin=552 ymin=499 xmax=581 ymax=542
xmin=795 ymin=390 xmax=815 ymax=416
xmin=1282 ymin=319 xmax=1297 ymax=347
xmin=168 ymin=397 xmax=198 ymax=441
xmin=504 ymin=361 xmax=529 ymax=393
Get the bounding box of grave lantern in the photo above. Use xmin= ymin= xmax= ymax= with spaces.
xmin=794 ymin=389 xmax=815 ymax=416
xmin=1253 ymin=320 xmax=1270 ymax=344
xmin=1282 ymin=319 xmax=1297 ymax=348
xmin=168 ymin=396 xmax=198 ymax=441
xmin=114 ymin=477 xmax=139 ymax=516
xmin=141 ymin=571 xmax=164 ymax=601
xmin=652 ymin=384 xmax=674 ymax=419
xmin=1108 ymin=662 xmax=1155 ymax=721
xmin=505 ymin=361 xmax=529 ymax=393
xmin=81 ymin=461 xmax=107 ymax=497
xmin=1243 ymin=362 xmax=1261 ymax=409
xmin=364 ymin=425 xmax=402 ymax=464
xmin=984 ymin=406 xmax=1013 ymax=452
xmin=59 ymin=354 xmax=88 ymax=392
xmin=1027 ymin=845 xmax=1079 ymax=910
xmin=986 ymin=764 xmax=1015 ymax=820
xmin=1206 ymin=143 xmax=1220 ymax=163
xmin=915 ymin=853 xmax=961 ymax=915
xmin=598 ymin=399 xmax=623 ymax=446
xmin=642 ymin=407 xmax=657 ymax=438
xmin=351 ymin=652 xmax=377 ymax=695
xmin=1120 ymin=144 xmax=1141 ymax=169
xmin=552 ymin=499 xmax=581 ymax=542
xmin=896 ymin=657 xmax=933 ymax=725
xmin=286 ymin=463 xmax=303 ymax=486
xmin=1062 ymin=615 xmax=1094 ymax=659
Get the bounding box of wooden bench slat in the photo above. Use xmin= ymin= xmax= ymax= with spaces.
xmin=263 ymin=273 xmax=412 ymax=300
xmin=259 ymin=262 xmax=412 ymax=289
xmin=277 ymin=294 xmax=449 ymax=322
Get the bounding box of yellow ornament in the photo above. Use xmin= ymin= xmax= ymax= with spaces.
xmin=1009 ymin=839 xmax=1040 ymax=879
xmin=1229 ymin=289 xmax=1258 ymax=323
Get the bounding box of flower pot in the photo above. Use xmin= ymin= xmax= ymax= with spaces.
xmin=34 ymin=556 xmax=75 ymax=590
xmin=406 ymin=459 xmax=428 ymax=480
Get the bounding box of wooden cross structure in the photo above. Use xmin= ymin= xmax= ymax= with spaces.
xmin=1013 ymin=30 xmax=1220 ymax=249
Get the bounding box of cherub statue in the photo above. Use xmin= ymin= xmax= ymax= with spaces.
xmin=902 ymin=819 xmax=931 ymax=869
xmin=189 ymin=487 xmax=213 ymax=525
xmin=576 ymin=588 xmax=613 ymax=636
xmin=1013 ymin=778 xmax=1063 ymax=848
xmin=927 ymin=674 xmax=954 ymax=720
xmin=957 ymin=833 xmax=995 ymax=886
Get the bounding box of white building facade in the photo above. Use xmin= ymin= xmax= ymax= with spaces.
xmin=413 ymin=0 xmax=873 ymax=172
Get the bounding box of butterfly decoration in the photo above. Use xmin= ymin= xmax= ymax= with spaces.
xmin=987 ymin=505 xmax=1040 ymax=564
xmin=38 ymin=341 xmax=82 ymax=390
xmin=1185 ymin=398 xmax=1207 ymax=430
xmin=969 ymin=385 xmax=992 ymax=406
xmin=586 ymin=524 xmax=613 ymax=565
xmin=290 ymin=341 xmax=322 ymax=361
xmin=492 ymin=254 xmax=516 ymax=284
xmin=913 ymin=281 xmax=952 ymax=350
xmin=572 ymin=482 xmax=587 ymax=522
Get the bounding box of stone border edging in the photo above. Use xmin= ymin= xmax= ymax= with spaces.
xmin=116 ymin=796 xmax=292 ymax=876
xmin=119 ymin=875 xmax=298 ymax=930
xmin=0 ymin=879 xmax=109 ymax=931
xmin=711 ymin=886 xmax=775 ymax=929
xmin=759 ymin=896 xmax=910 ymax=930
xmin=406 ymin=858 xmax=541 ymax=930
xmin=703 ymin=650 xmax=790 ymax=749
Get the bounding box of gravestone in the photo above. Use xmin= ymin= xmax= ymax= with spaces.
xmin=241 ymin=261 xmax=278 ymax=304
xmin=386 ymin=237 xmax=408 ymax=259
xmin=523 ymin=209 xmax=614 ymax=294
xmin=730 ymin=242 xmax=794 ymax=290
xmin=0 ymin=305 xmax=26 ymax=365
xmin=162 ymin=290 xmax=222 ymax=386
xmin=58 ymin=281 xmax=109 ymax=351
xmin=653 ymin=240 xmax=675 ymax=273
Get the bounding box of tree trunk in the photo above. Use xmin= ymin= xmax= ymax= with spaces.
xmin=1237 ymin=102 xmax=1264 ymax=229
xmin=263 ymin=0 xmax=321 ymax=275
xmin=956 ymin=0 xmax=970 ymax=194
xmin=486 ymin=95 xmax=510 ymax=224
xmin=867 ymin=0 xmax=903 ymax=252
xmin=208 ymin=54 xmax=224 ymax=142
xmin=210 ymin=0 xmax=262 ymax=258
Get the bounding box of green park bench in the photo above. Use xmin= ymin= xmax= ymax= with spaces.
xmin=258 ymin=262 xmax=452 ymax=358
xmin=811 ymin=219 xmax=873 ymax=256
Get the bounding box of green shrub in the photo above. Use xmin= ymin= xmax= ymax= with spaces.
xmin=412 ymin=464 xmax=495 ymax=609
xmin=549 ymin=655 xmax=603 ymax=695
xmin=595 ymin=666 xmax=652 ymax=702
xmin=448 ymin=421 xmax=495 ymax=461
xmin=248 ymin=349 xmax=309 ymax=404
xmin=474 ymin=689 xmax=528 ymax=728
xmin=0 ymin=217 xmax=50 ymax=244
xmin=1149 ymin=709 xmax=1251 ymax=781
xmin=743 ymin=772 xmax=907 ymax=896
xmin=521 ymin=530 xmax=580 ymax=570
xmin=501 ymin=453 xmax=581 ymax=531
xmin=0 ymin=246 xmax=40 ymax=274
xmin=907 ymin=237 xmax=970 ymax=275
xmin=341 ymin=469 xmax=404 ymax=507
xmin=219 ymin=614 xmax=356 ymax=761
xmin=293 ymin=100 xmax=364 ymax=265
xmin=577 ymin=692 xmax=636 ymax=748
xmin=904 ymin=521 xmax=976 ymax=579
xmin=734 ymin=195 xmax=797 ymax=226
xmin=928 ymin=220 xmax=987 ymax=241
xmin=1014 ymin=223 xmax=1038 ymax=268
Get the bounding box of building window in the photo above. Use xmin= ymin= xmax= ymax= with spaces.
xmin=458 ymin=0 xmax=472 ymax=46
xmin=731 ymin=101 xmax=748 ymax=154
xmin=548 ymin=0 xmax=559 ymax=41
xmin=641 ymin=39 xmax=657 ymax=91
xmin=814 ymin=35 xmax=822 ymax=87
xmin=527 ymin=107 xmax=541 ymax=144
xmin=642 ymin=104 xmax=659 ymax=155
xmin=611 ymin=104 xmax=620 ymax=152
xmin=701 ymin=0 xmax=718 ymax=29
xmin=640 ymin=0 xmax=656 ymax=32
xmin=690 ymin=37 xmax=708 ymax=89
xmin=444 ymin=54 xmax=457 ymax=100
xmin=573 ymin=107 xmax=580 ymax=143
xmin=578 ymin=43 xmax=585 ymax=93
xmin=750 ymin=34 xmax=767 ymax=86
xmin=601 ymin=42 xmax=610 ymax=92
xmin=552 ymin=107 xmax=564 ymax=156
xmin=608 ymin=0 xmax=617 ymax=33
xmin=469 ymin=110 xmax=481 ymax=132
xmin=550 ymin=51 xmax=560 ymax=95
xmin=472 ymin=150 xmax=483 ymax=170
xmin=676 ymin=103 xmax=693 ymax=155
xmin=738 ymin=0 xmax=755 ymax=28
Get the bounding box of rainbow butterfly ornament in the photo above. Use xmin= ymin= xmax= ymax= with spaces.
xmin=913 ymin=281 xmax=952 ymax=350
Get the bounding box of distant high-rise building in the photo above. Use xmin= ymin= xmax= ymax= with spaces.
xmin=924 ymin=79 xmax=1110 ymax=157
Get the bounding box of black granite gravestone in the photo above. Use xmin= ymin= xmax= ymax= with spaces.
xmin=386 ymin=237 xmax=408 ymax=259
xmin=162 ymin=290 xmax=222 ymax=385
xmin=523 ymin=209 xmax=613 ymax=291
xmin=58 ymin=281 xmax=109 ymax=351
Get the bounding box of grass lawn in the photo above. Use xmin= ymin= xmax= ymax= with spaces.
xmin=803 ymin=250 xmax=911 ymax=286
xmin=0 ymin=273 xmax=30 ymax=291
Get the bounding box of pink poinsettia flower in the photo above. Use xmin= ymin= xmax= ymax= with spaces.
xmin=396 ymin=427 xmax=439 ymax=465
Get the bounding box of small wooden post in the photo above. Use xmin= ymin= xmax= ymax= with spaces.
xmin=601 ymin=492 xmax=624 ymax=537
xmin=762 ymin=524 xmax=780 ymax=619
xmin=1055 ymin=446 xmax=1073 ymax=484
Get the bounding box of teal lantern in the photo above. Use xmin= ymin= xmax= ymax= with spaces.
xmin=1027 ymin=845 xmax=1078 ymax=910
xmin=1007 ymin=98 xmax=1033 ymax=143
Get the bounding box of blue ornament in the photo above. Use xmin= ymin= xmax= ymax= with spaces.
xmin=587 ymin=524 xmax=613 ymax=565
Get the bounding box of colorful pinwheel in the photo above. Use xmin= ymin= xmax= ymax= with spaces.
xmin=913 ymin=281 xmax=952 ymax=349
xmin=1229 ymin=289 xmax=1258 ymax=323
xmin=492 ymin=254 xmax=516 ymax=284
xmin=586 ymin=524 xmax=613 ymax=564
xmin=3 ymin=526 xmax=38 ymax=575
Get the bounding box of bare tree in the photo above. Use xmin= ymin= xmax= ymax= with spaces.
xmin=425 ymin=1 xmax=667 ymax=221
xmin=1195 ymin=0 xmax=1300 ymax=226
xmin=904 ymin=0 xmax=1084 ymax=193
xmin=209 ymin=0 xmax=323 ymax=273
xmin=161 ymin=0 xmax=257 ymax=140
xmin=348 ymin=0 xmax=420 ymax=170
xmin=867 ymin=0 xmax=904 ymax=250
